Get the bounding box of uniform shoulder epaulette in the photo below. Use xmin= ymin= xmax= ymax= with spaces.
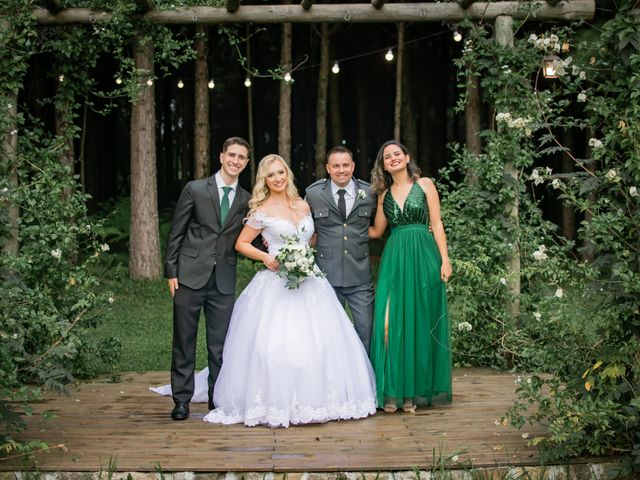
xmin=306 ymin=179 xmax=326 ymax=190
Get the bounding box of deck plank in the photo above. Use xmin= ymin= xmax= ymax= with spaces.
xmin=3 ymin=369 xmax=548 ymax=472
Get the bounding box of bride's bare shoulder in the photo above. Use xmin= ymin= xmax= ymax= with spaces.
xmin=294 ymin=198 xmax=311 ymax=215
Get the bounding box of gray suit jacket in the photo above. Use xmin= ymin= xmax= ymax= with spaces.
xmin=305 ymin=178 xmax=376 ymax=288
xmin=164 ymin=175 xmax=250 ymax=294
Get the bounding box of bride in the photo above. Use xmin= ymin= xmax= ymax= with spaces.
xmin=155 ymin=154 xmax=377 ymax=427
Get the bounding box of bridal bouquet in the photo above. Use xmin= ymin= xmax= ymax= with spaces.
xmin=276 ymin=234 xmax=324 ymax=289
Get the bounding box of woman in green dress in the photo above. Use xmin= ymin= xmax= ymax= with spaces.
xmin=368 ymin=140 xmax=452 ymax=413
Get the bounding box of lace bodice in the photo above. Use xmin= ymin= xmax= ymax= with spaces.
xmin=246 ymin=211 xmax=315 ymax=256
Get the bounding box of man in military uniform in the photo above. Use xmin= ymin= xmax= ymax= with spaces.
xmin=305 ymin=146 xmax=376 ymax=353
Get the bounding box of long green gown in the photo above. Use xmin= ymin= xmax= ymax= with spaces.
xmin=370 ymin=182 xmax=452 ymax=408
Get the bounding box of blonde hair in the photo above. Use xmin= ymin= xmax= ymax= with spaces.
xmin=247 ymin=154 xmax=300 ymax=218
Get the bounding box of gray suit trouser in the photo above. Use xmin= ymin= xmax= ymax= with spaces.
xmin=333 ymin=282 xmax=375 ymax=354
xmin=171 ymin=268 xmax=234 ymax=405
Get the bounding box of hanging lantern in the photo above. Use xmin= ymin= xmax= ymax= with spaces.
xmin=542 ymin=54 xmax=561 ymax=79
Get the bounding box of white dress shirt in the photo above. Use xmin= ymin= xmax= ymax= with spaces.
xmin=330 ymin=179 xmax=356 ymax=216
xmin=215 ymin=171 xmax=239 ymax=207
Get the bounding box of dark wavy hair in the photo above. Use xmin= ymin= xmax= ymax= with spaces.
xmin=370 ymin=140 xmax=421 ymax=194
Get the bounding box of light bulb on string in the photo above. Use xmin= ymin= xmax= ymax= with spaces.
xmin=385 ymin=49 xmax=394 ymax=62
xmin=284 ymin=72 xmax=292 ymax=82
xmin=115 ymin=77 xmax=122 ymax=85
xmin=208 ymin=79 xmax=215 ymax=89
xmin=331 ymin=62 xmax=340 ymax=74
xmin=244 ymin=76 xmax=252 ymax=87
xmin=58 ymin=74 xmax=65 ymax=82
xmin=177 ymin=80 xmax=184 ymax=89
xmin=453 ymin=31 xmax=462 ymax=42
xmin=146 ymin=79 xmax=154 ymax=86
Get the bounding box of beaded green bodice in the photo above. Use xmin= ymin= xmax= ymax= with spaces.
xmin=382 ymin=182 xmax=429 ymax=227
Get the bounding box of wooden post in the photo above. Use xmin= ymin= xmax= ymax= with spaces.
xmin=278 ymin=22 xmax=292 ymax=162
xmin=194 ymin=24 xmax=210 ymax=179
xmin=129 ymin=35 xmax=162 ymax=279
xmin=495 ymin=15 xmax=520 ymax=321
xmin=315 ymin=23 xmax=329 ymax=180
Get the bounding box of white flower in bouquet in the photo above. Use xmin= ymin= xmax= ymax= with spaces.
xmin=276 ymin=234 xmax=324 ymax=289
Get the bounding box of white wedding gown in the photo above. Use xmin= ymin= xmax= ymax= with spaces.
xmin=152 ymin=211 xmax=377 ymax=427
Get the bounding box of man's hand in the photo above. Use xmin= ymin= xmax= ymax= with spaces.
xmin=168 ymin=278 xmax=179 ymax=297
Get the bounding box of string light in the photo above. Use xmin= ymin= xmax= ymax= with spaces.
xmin=208 ymin=79 xmax=215 ymax=89
xmin=331 ymin=62 xmax=340 ymax=74
xmin=58 ymin=74 xmax=64 ymax=82
xmin=244 ymin=76 xmax=252 ymax=87
xmin=384 ymin=49 xmax=394 ymax=62
xmin=146 ymin=79 xmax=154 ymax=86
xmin=453 ymin=31 xmax=462 ymax=42
xmin=115 ymin=77 xmax=122 ymax=85
xmin=177 ymin=80 xmax=184 ymax=89
xmin=284 ymin=72 xmax=292 ymax=82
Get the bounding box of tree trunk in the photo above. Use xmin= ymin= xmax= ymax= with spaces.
xmin=194 ymin=24 xmax=210 ymax=180
xmin=465 ymin=71 xmax=481 ymax=184
xmin=393 ymin=22 xmax=404 ymax=140
xmin=129 ymin=35 xmax=161 ymax=279
xmin=401 ymin=36 xmax=417 ymax=160
xmin=356 ymin=67 xmax=370 ymax=180
xmin=315 ymin=23 xmax=330 ymax=180
xmin=495 ymin=15 xmax=520 ymax=322
xmin=278 ymin=22 xmax=292 ymax=162
xmin=54 ymin=99 xmax=75 ymax=175
xmin=246 ymin=25 xmax=256 ymax=186
xmin=561 ymin=131 xmax=576 ymax=241
xmin=2 ymin=90 xmax=19 ymax=255
xmin=329 ymin=73 xmax=342 ymax=147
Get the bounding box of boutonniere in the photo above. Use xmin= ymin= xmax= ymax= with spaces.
xmin=357 ymin=189 xmax=367 ymax=200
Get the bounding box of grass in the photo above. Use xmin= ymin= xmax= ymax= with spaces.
xmin=93 ymin=257 xmax=260 ymax=372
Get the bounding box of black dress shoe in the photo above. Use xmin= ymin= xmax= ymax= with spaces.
xmin=208 ymin=399 xmax=215 ymax=410
xmin=171 ymin=402 xmax=189 ymax=420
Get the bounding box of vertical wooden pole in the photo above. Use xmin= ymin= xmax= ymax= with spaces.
xmin=129 ymin=35 xmax=161 ymax=279
xmin=278 ymin=22 xmax=292 ymax=162
xmin=194 ymin=24 xmax=210 ymax=180
xmin=495 ymin=15 xmax=520 ymax=321
xmin=315 ymin=23 xmax=329 ymax=180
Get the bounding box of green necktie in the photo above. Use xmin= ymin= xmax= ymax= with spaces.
xmin=220 ymin=186 xmax=232 ymax=224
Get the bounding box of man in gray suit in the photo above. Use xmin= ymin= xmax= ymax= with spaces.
xmin=305 ymin=146 xmax=376 ymax=353
xmin=164 ymin=137 xmax=251 ymax=420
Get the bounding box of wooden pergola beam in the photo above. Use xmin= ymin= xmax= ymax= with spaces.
xmin=371 ymin=0 xmax=387 ymax=10
xmin=42 ymin=0 xmax=64 ymax=14
xmin=30 ymin=1 xmax=596 ymax=24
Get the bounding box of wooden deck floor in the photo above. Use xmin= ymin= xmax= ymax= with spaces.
xmin=4 ymin=369 xmax=548 ymax=472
